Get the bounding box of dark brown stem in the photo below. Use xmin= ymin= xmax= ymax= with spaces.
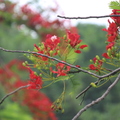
xmin=57 ymin=15 xmax=120 ymax=19
xmin=0 ymin=85 xmax=29 ymax=105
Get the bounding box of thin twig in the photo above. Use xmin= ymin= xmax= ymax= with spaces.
xmin=76 ymin=85 xmax=92 ymax=99
xmin=57 ymin=14 xmax=120 ymax=20
xmin=76 ymin=81 xmax=98 ymax=99
xmin=79 ymin=93 xmax=86 ymax=106
xmin=72 ymin=73 xmax=120 ymax=120
xmin=0 ymin=47 xmax=120 ymax=79
xmin=0 ymin=85 xmax=29 ymax=105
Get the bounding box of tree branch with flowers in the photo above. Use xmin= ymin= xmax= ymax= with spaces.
xmin=0 ymin=0 xmax=120 ymax=120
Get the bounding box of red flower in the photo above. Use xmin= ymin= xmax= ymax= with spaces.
xmin=102 ymin=20 xmax=117 ymax=42
xmin=106 ymin=42 xmax=114 ymax=50
xmin=44 ymin=34 xmax=60 ymax=50
xmin=50 ymin=62 xmax=71 ymax=77
xmin=21 ymin=4 xmax=33 ymax=14
xmin=111 ymin=9 xmax=120 ymax=24
xmin=67 ymin=30 xmax=82 ymax=48
xmin=102 ymin=20 xmax=117 ymax=35
xmin=75 ymin=65 xmax=80 ymax=68
xmin=29 ymin=14 xmax=43 ymax=26
xmin=102 ymin=53 xmax=111 ymax=59
xmin=90 ymin=57 xmax=103 ymax=71
xmin=107 ymin=34 xmax=117 ymax=42
xmin=80 ymin=45 xmax=88 ymax=49
xmin=27 ymin=68 xmax=43 ymax=89
xmin=75 ymin=50 xmax=81 ymax=53
xmin=89 ymin=64 xmax=96 ymax=70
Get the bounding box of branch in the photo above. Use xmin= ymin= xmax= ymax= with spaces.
xmin=76 ymin=80 xmax=99 ymax=99
xmin=72 ymin=73 xmax=120 ymax=120
xmin=0 ymin=47 xmax=99 ymax=78
xmin=0 ymin=47 xmax=120 ymax=79
xmin=76 ymin=85 xmax=92 ymax=99
xmin=0 ymin=85 xmax=29 ymax=105
xmin=57 ymin=14 xmax=120 ymax=19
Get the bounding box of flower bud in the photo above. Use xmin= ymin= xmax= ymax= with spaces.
xmin=90 ymin=59 xmax=93 ymax=63
xmin=111 ymin=46 xmax=114 ymax=51
xmin=34 ymin=72 xmax=37 ymax=76
xmin=22 ymin=62 xmax=26 ymax=67
xmin=39 ymin=73 xmax=42 ymax=77
xmin=50 ymin=50 xmax=54 ymax=56
xmin=102 ymin=58 xmax=106 ymax=62
xmin=90 ymin=82 xmax=97 ymax=88
xmin=25 ymin=61 xmax=28 ymax=64
xmin=108 ymin=48 xmax=111 ymax=53
xmin=96 ymin=55 xmax=100 ymax=60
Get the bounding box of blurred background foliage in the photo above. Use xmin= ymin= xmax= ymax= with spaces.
xmin=0 ymin=0 xmax=120 ymax=120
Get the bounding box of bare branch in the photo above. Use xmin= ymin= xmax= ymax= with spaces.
xmin=0 ymin=85 xmax=29 ymax=105
xmin=0 ymin=47 xmax=120 ymax=79
xmin=76 ymin=85 xmax=92 ymax=99
xmin=76 ymin=80 xmax=99 ymax=99
xmin=72 ymin=73 xmax=120 ymax=120
xmin=57 ymin=14 xmax=120 ymax=20
xmin=0 ymin=47 xmax=99 ymax=77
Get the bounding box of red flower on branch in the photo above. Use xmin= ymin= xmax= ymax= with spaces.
xmin=106 ymin=42 xmax=114 ymax=50
xmin=111 ymin=9 xmax=120 ymax=24
xmin=27 ymin=68 xmax=43 ymax=89
xmin=44 ymin=34 xmax=60 ymax=51
xmin=50 ymin=62 xmax=71 ymax=77
xmin=89 ymin=64 xmax=96 ymax=70
xmin=29 ymin=14 xmax=43 ymax=26
xmin=67 ymin=30 xmax=82 ymax=48
xmin=75 ymin=50 xmax=81 ymax=53
xmin=80 ymin=45 xmax=88 ymax=49
xmin=89 ymin=57 xmax=103 ymax=71
xmin=102 ymin=53 xmax=111 ymax=59
xmin=102 ymin=20 xmax=117 ymax=42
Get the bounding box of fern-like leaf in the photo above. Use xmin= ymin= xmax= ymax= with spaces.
xmin=109 ymin=1 xmax=120 ymax=10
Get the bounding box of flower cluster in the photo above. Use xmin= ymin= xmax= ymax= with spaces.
xmin=27 ymin=68 xmax=43 ymax=89
xmin=66 ymin=31 xmax=88 ymax=53
xmin=24 ymin=31 xmax=88 ymax=111
xmin=33 ymin=34 xmax=60 ymax=62
xmin=50 ymin=62 xmax=71 ymax=77
xmin=89 ymin=57 xmax=103 ymax=71
xmin=102 ymin=9 xmax=120 ymax=59
xmin=0 ymin=60 xmax=57 ymax=120
xmin=25 ymin=31 xmax=87 ymax=80
xmin=89 ymin=9 xmax=120 ymax=72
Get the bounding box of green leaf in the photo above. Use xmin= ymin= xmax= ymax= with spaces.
xmin=109 ymin=1 xmax=120 ymax=10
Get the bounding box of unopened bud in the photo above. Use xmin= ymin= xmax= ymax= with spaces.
xmin=39 ymin=73 xmax=42 ymax=77
xmin=22 ymin=62 xmax=26 ymax=66
xmin=102 ymin=58 xmax=106 ymax=62
xmin=90 ymin=59 xmax=93 ymax=63
xmin=90 ymin=82 xmax=97 ymax=88
xmin=96 ymin=55 xmax=100 ymax=60
xmin=50 ymin=50 xmax=54 ymax=56
xmin=25 ymin=61 xmax=28 ymax=64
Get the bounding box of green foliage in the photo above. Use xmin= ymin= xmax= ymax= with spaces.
xmin=109 ymin=1 xmax=120 ymax=10
xmin=76 ymin=23 xmax=106 ymax=66
xmin=0 ymin=23 xmax=39 ymax=63
xmin=80 ymin=103 xmax=120 ymax=120
xmin=0 ymin=103 xmax=33 ymax=120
